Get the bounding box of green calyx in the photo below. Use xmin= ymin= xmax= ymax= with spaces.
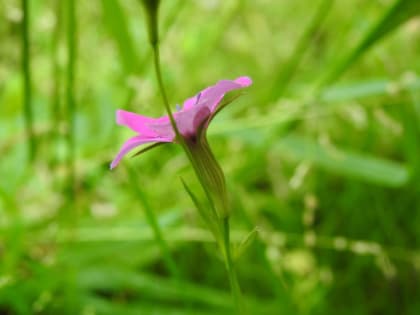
xmin=186 ymin=136 xmax=230 ymax=219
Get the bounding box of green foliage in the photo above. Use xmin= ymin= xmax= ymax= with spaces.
xmin=1 ymin=0 xmax=419 ymax=314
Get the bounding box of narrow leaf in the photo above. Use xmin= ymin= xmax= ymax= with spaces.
xmin=319 ymin=0 xmax=420 ymax=87
xmin=101 ymin=0 xmax=141 ymax=74
xmin=274 ymin=134 xmax=410 ymax=187
xmin=181 ymin=178 xmax=221 ymax=243
xmin=234 ymin=226 xmax=259 ymax=261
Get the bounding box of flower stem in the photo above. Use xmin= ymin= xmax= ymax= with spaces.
xmin=223 ymin=217 xmax=245 ymax=315
xmin=151 ymin=44 xmax=182 ymax=142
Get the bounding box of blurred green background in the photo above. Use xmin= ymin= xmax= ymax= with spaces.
xmin=1 ymin=0 xmax=420 ymax=314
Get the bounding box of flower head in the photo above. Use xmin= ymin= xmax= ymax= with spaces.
xmin=110 ymin=76 xmax=252 ymax=169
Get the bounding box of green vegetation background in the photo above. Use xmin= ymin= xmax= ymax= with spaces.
xmin=1 ymin=0 xmax=419 ymax=314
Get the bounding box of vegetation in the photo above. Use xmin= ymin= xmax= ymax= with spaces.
xmin=0 ymin=0 xmax=419 ymax=314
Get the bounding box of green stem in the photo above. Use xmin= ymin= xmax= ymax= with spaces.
xmin=66 ymin=0 xmax=76 ymax=195
xmin=223 ymin=217 xmax=245 ymax=315
xmin=21 ymin=0 xmax=35 ymax=161
xmin=151 ymin=44 xmax=182 ymax=140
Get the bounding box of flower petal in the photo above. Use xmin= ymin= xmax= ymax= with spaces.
xmin=176 ymin=106 xmax=210 ymax=136
xmin=116 ymin=109 xmax=170 ymax=137
xmin=182 ymin=94 xmax=202 ymax=111
xmin=234 ymin=76 xmax=252 ymax=86
xmin=147 ymin=105 xmax=212 ymax=138
xmin=199 ymin=76 xmax=252 ymax=112
xmin=110 ymin=135 xmax=172 ymax=169
xmin=182 ymin=77 xmax=252 ymax=112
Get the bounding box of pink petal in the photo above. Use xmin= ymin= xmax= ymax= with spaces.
xmin=199 ymin=76 xmax=252 ymax=112
xmin=176 ymin=106 xmax=211 ymax=136
xmin=116 ymin=110 xmax=159 ymax=136
xmin=147 ymin=106 xmax=211 ymax=138
xmin=234 ymin=76 xmax=252 ymax=86
xmin=110 ymin=135 xmax=172 ymax=169
xmin=182 ymin=94 xmax=200 ymax=111
xmin=146 ymin=122 xmax=175 ymax=139
xmin=182 ymin=77 xmax=252 ymax=112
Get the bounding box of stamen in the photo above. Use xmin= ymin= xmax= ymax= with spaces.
xmin=176 ymin=104 xmax=181 ymax=111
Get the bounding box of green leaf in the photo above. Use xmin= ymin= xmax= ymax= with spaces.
xmin=77 ymin=267 xmax=233 ymax=309
xmin=234 ymin=226 xmax=259 ymax=261
xmin=320 ymin=79 xmax=390 ymax=102
xmin=84 ymin=295 xmax=232 ymax=315
xmin=267 ymin=0 xmax=334 ymax=102
xmin=78 ymin=267 xmax=281 ymax=314
xmin=181 ymin=178 xmax=221 ymax=243
xmin=100 ymin=0 xmax=141 ymax=74
xmin=319 ymin=0 xmax=420 ymax=87
xmin=274 ymin=134 xmax=410 ymax=187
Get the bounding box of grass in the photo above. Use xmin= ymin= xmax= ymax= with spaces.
xmin=0 ymin=0 xmax=419 ymax=314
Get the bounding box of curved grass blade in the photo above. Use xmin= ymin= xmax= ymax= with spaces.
xmin=318 ymin=0 xmax=420 ymax=87
xmin=267 ymin=0 xmax=334 ymax=102
xmin=181 ymin=178 xmax=221 ymax=245
xmin=101 ymin=0 xmax=140 ymax=74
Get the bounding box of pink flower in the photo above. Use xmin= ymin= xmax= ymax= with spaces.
xmin=110 ymin=76 xmax=252 ymax=169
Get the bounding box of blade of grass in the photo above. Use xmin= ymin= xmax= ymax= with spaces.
xmin=398 ymin=99 xmax=420 ymax=188
xmin=101 ymin=0 xmax=140 ymax=75
xmin=318 ymin=0 xmax=420 ymax=88
xmin=181 ymin=178 xmax=221 ymax=245
xmin=77 ymin=267 xmax=281 ymax=314
xmin=266 ymin=0 xmax=334 ymax=102
xmin=66 ymin=0 xmax=77 ymax=196
xmin=124 ymin=163 xmax=180 ymax=279
xmin=83 ymin=295 xmax=232 ymax=315
xmin=21 ymin=0 xmax=35 ymax=161
xmin=273 ymin=134 xmax=410 ymax=187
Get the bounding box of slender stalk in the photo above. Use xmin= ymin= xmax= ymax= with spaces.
xmin=151 ymin=44 xmax=181 ymax=140
xmin=50 ymin=0 xmax=62 ymax=168
xmin=66 ymin=0 xmax=76 ymax=195
xmin=223 ymin=217 xmax=245 ymax=315
xmin=21 ymin=0 xmax=35 ymax=161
